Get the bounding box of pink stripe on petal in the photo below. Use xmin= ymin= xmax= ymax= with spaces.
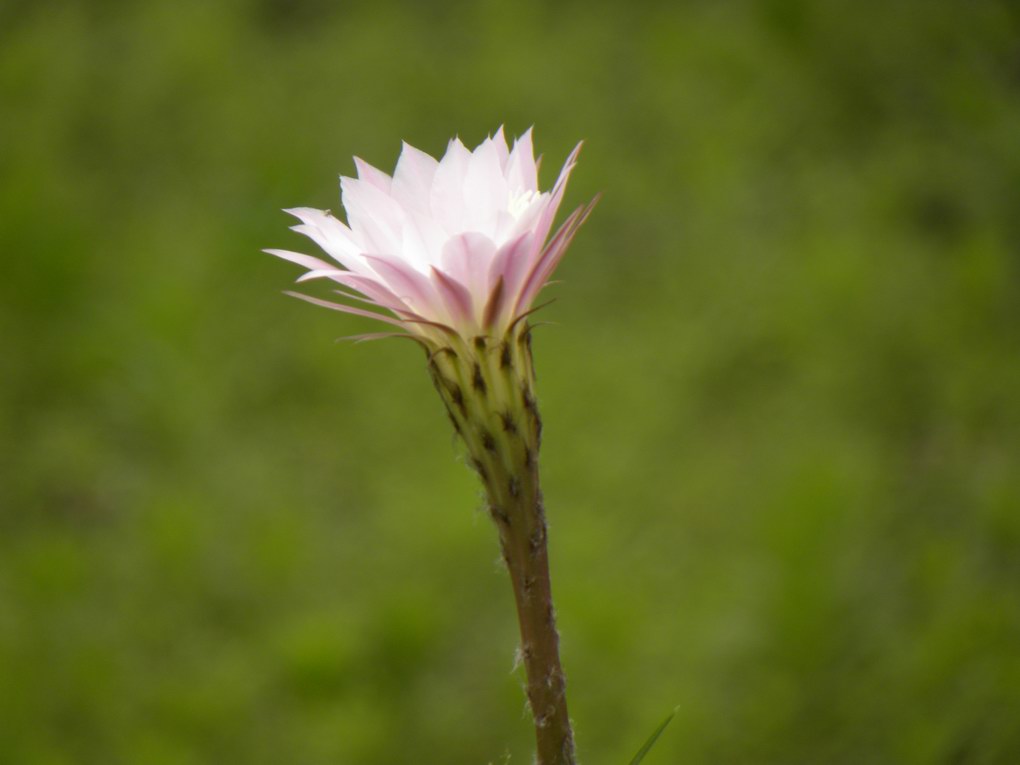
xmin=486 ymin=232 xmax=534 ymax=327
xmin=331 ymin=285 xmax=392 ymax=310
xmin=287 ymin=263 xmax=419 ymax=318
xmin=430 ymin=266 xmax=475 ymax=329
xmin=338 ymin=273 xmax=419 ymax=315
xmin=513 ymin=207 xmax=579 ymax=310
xmin=482 ymin=275 xmax=505 ymax=331
xmin=294 ymin=271 xmax=409 ymax=318
xmin=440 ymin=232 xmax=496 ymax=299
xmin=361 ymin=253 xmax=442 ymax=316
xmin=264 ymin=248 xmax=337 ymax=272
xmin=283 ymin=291 xmax=408 ymax=328
xmin=530 ymin=142 xmax=582 ymax=248
xmin=515 ymin=194 xmax=598 ymax=315
xmin=337 ymin=331 xmax=426 ymax=346
xmin=328 ymin=291 xmax=432 ymax=326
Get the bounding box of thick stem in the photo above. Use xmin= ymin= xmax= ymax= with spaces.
xmin=427 ymin=328 xmax=575 ymax=765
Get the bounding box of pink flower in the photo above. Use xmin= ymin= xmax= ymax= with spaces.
xmin=266 ymin=128 xmax=595 ymax=343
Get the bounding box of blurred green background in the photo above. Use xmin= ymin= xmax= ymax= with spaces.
xmin=3 ymin=0 xmax=1020 ymax=762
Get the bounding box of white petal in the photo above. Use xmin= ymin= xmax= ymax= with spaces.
xmin=507 ymin=127 xmax=538 ymax=192
xmin=491 ymin=125 xmax=510 ymax=170
xmin=464 ymin=136 xmax=508 ymax=236
xmin=353 ymin=157 xmax=392 ymax=192
xmin=400 ymin=215 xmax=434 ymax=272
xmin=404 ymin=208 xmax=448 ymax=266
xmin=430 ymin=137 xmax=472 ymax=234
xmin=340 ymin=176 xmax=404 ymax=255
xmin=284 ymin=208 xmax=368 ymax=273
xmin=392 ymin=142 xmax=439 ymax=211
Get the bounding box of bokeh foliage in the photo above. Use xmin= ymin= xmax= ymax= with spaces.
xmin=2 ymin=0 xmax=1019 ymax=762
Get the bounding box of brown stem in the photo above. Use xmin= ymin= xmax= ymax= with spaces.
xmin=428 ymin=328 xmax=575 ymax=765
xmin=494 ymin=465 xmax=575 ymax=765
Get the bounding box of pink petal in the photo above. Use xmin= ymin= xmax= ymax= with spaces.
xmin=264 ymin=248 xmax=337 ymax=273
xmin=482 ymin=276 xmax=505 ymax=331
xmin=505 ymin=141 xmax=582 ymax=298
xmin=338 ymin=272 xmax=420 ymax=315
xmin=283 ymin=291 xmax=408 ymax=329
xmin=361 ymin=253 xmax=442 ymax=318
xmin=440 ymin=232 xmax=496 ymax=303
xmin=514 ymin=194 xmax=598 ymax=315
xmin=531 ymin=142 xmax=582 ymax=247
xmin=485 ymin=231 xmax=534 ymax=326
xmin=430 ymin=266 xmax=474 ymax=329
xmin=289 ymin=266 xmax=416 ymax=316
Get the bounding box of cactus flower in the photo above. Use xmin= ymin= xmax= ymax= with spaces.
xmin=267 ymin=128 xmax=594 ymax=765
xmin=266 ymin=128 xmax=594 ymax=345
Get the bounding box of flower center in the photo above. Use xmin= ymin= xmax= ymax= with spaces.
xmin=507 ymin=188 xmax=540 ymax=219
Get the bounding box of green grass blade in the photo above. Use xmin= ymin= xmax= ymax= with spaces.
xmin=627 ymin=707 xmax=678 ymax=765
